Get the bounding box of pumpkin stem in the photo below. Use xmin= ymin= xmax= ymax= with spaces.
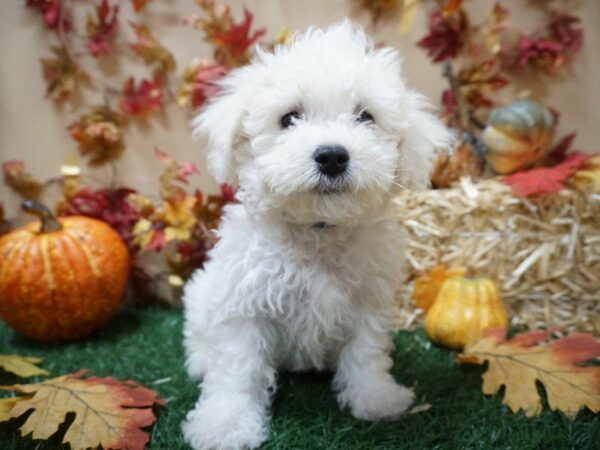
xmin=22 ymin=200 xmax=63 ymax=233
xmin=465 ymin=266 xmax=477 ymax=279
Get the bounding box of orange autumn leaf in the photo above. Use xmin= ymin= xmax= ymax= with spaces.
xmin=459 ymin=329 xmax=600 ymax=418
xmin=2 ymin=160 xmax=44 ymax=200
xmin=413 ymin=265 xmax=466 ymax=311
xmin=0 ymin=370 xmax=164 ymax=450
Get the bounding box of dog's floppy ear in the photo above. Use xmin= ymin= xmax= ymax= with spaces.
xmin=191 ymin=66 xmax=261 ymax=185
xmin=397 ymin=92 xmax=453 ymax=190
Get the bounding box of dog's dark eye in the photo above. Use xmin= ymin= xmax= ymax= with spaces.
xmin=281 ymin=111 xmax=301 ymax=129
xmin=356 ymin=110 xmax=374 ymax=123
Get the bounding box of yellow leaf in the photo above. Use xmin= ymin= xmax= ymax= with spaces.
xmin=0 ymin=397 xmax=20 ymax=421
xmin=573 ymin=155 xmax=600 ymax=186
xmin=413 ymin=265 xmax=466 ymax=311
xmin=0 ymin=355 xmax=48 ymax=378
xmin=459 ymin=329 xmax=600 ymax=418
xmin=0 ymin=371 xmax=163 ymax=450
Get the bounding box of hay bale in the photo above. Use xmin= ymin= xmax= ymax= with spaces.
xmin=394 ymin=177 xmax=600 ymax=333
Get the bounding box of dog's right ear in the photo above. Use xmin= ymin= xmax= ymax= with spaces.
xmin=191 ymin=66 xmax=261 ymax=185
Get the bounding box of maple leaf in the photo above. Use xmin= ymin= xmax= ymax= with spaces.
xmin=0 ymin=355 xmax=48 ymax=378
xmin=68 ymin=105 xmax=126 ymax=166
xmin=210 ymin=8 xmax=265 ymax=63
xmin=2 ymin=160 xmax=43 ymax=200
xmin=131 ymin=0 xmax=151 ymax=12
xmin=192 ymin=2 xmax=266 ymax=67
xmin=0 ymin=371 xmax=164 ymax=450
xmin=413 ymin=265 xmax=466 ymax=311
xmin=155 ymin=147 xmax=199 ymax=202
xmin=545 ymin=132 xmax=576 ymax=165
xmin=547 ymin=10 xmax=583 ymax=54
xmin=119 ymin=77 xmax=163 ymax=117
xmin=40 ymin=46 xmax=89 ymax=103
xmin=459 ymin=329 xmax=600 ymax=418
xmin=129 ymin=23 xmax=176 ymax=78
xmin=86 ymin=0 xmax=119 ymax=57
xmin=58 ymin=187 xmax=141 ymax=246
xmin=177 ymin=60 xmax=227 ymax=109
xmin=504 ymin=152 xmax=591 ymax=196
xmin=26 ymin=0 xmax=70 ymax=30
xmin=417 ymin=9 xmax=469 ymax=63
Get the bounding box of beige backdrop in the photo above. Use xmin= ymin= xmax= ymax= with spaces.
xmin=2 ymin=0 xmax=599 ymax=219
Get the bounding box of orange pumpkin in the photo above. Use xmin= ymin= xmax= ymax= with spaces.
xmin=0 ymin=201 xmax=129 ymax=343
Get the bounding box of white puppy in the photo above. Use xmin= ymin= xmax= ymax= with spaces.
xmin=182 ymin=21 xmax=451 ymax=450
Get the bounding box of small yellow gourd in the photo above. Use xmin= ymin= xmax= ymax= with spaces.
xmin=424 ymin=274 xmax=509 ymax=350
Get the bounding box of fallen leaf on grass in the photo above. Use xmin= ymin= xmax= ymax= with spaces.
xmin=0 ymin=370 xmax=164 ymax=450
xmin=459 ymin=328 xmax=600 ymax=418
xmin=0 ymin=355 xmax=48 ymax=378
xmin=408 ymin=403 xmax=432 ymax=414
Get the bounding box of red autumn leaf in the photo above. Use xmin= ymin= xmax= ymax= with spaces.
xmin=516 ymin=37 xmax=563 ymax=69
xmin=58 ymin=188 xmax=141 ymax=246
xmin=146 ymin=228 xmax=167 ymax=252
xmin=0 ymin=370 xmax=164 ymax=450
xmin=504 ymin=152 xmax=591 ymax=196
xmin=119 ymin=77 xmax=163 ymax=117
xmin=219 ymin=183 xmax=238 ymax=204
xmin=546 ymin=132 xmax=577 ymax=165
xmin=459 ymin=329 xmax=600 ymax=417
xmin=178 ymin=61 xmax=228 ymax=109
xmin=417 ymin=9 xmax=468 ymax=63
xmin=131 ymin=0 xmax=151 ymax=13
xmin=26 ymin=0 xmax=70 ymax=30
xmin=86 ymin=0 xmax=119 ymax=57
xmin=548 ymin=10 xmax=583 ymax=54
xmin=210 ymin=8 xmax=266 ymax=60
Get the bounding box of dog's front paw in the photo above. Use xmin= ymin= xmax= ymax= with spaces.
xmin=182 ymin=401 xmax=268 ymax=450
xmin=340 ymin=380 xmax=415 ymax=421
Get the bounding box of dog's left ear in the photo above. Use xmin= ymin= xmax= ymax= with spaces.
xmin=397 ymin=93 xmax=453 ymax=190
xmin=191 ymin=66 xmax=262 ymax=185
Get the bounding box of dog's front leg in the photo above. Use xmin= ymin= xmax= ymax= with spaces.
xmin=333 ymin=307 xmax=414 ymax=421
xmin=182 ymin=319 xmax=276 ymax=450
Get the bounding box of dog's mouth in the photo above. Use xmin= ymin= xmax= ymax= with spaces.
xmin=314 ymin=175 xmax=351 ymax=195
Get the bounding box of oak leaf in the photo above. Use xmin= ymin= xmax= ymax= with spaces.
xmin=0 ymin=355 xmax=48 ymax=378
xmin=413 ymin=265 xmax=466 ymax=311
xmin=0 ymin=370 xmax=164 ymax=450
xmin=459 ymin=329 xmax=600 ymax=418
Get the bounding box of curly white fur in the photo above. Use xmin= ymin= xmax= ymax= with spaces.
xmin=182 ymin=21 xmax=452 ymax=450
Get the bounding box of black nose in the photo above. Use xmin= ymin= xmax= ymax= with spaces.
xmin=313 ymin=145 xmax=349 ymax=178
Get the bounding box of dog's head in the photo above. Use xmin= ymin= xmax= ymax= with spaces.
xmin=192 ymin=21 xmax=452 ymax=226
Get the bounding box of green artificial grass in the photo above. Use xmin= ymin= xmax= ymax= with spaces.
xmin=0 ymin=306 xmax=598 ymax=450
